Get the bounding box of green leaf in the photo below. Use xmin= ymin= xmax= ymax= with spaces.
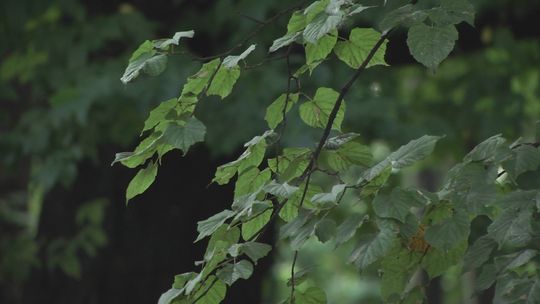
xmin=269 ymin=32 xmax=302 ymax=53
xmin=388 ymin=135 xmax=442 ymax=169
xmin=401 ymin=287 xmax=425 ymax=304
xmin=464 ymin=236 xmax=496 ymax=271
xmin=142 ymin=99 xmax=178 ymax=133
xmin=191 ymin=276 xmax=226 ymax=304
xmin=295 ymin=286 xmax=327 ymax=304
xmin=334 ymin=214 xmax=368 ymax=247
xmin=158 ymin=288 xmax=184 ymax=304
xmin=305 ymin=31 xmax=337 ymax=69
xmin=242 ymin=209 xmax=272 ymax=241
xmin=287 ymin=10 xmax=306 ymax=33
xmin=182 ymin=59 xmax=221 ymax=96
xmin=427 ymin=0 xmax=475 ymax=27
xmin=228 ymin=242 xmax=272 ymax=265
xmin=113 ymin=132 xmax=163 ymax=168
xmin=378 ymin=4 xmax=428 ymax=32
xmin=234 ymin=168 xmax=271 ymax=199
xmin=380 ymin=246 xmax=422 ymax=300
xmin=299 ymin=87 xmax=345 ymax=131
xmin=323 ymin=133 xmax=359 ymax=149
xmin=526 ymin=279 xmax=540 ymax=304
xmin=153 ymin=30 xmax=195 ymax=50
xmin=311 ymin=184 xmax=346 ymax=209
xmin=162 ymin=117 xmax=206 ymax=155
xmin=223 ymin=44 xmax=256 ymax=68
xmin=504 ymin=145 xmax=540 ymax=179
xmin=303 ymin=9 xmax=344 ymax=44
xmin=206 ymin=65 xmax=240 ymax=99
xmin=195 ymin=210 xmax=235 ymax=242
xmin=280 ymin=209 xmax=319 ymax=249
xmin=213 ymin=137 xmax=268 ymax=185
xmin=499 ymin=249 xmax=538 ymax=271
xmin=464 ymin=134 xmax=507 ymax=163
xmin=424 ymin=210 xmax=470 ymax=250
xmin=350 ymin=219 xmax=398 ymax=269
xmin=205 ymin=225 xmax=241 ymax=260
xmin=373 ymin=188 xmax=425 ymax=223
xmin=475 ymin=263 xmax=497 ymax=291
xmin=315 ymin=219 xmax=336 ymax=243
xmin=319 ymin=142 xmax=372 ymax=172
xmin=126 ymin=161 xmax=158 ymax=202
xmin=421 ymin=240 xmax=467 ymax=278
xmin=334 ymin=28 xmax=388 ymax=69
xmin=268 ymin=148 xmax=311 ymax=182
xmin=407 ymin=24 xmax=458 ymax=69
xmin=216 ymin=260 xmax=253 ymax=285
xmin=488 ymin=207 xmax=533 ymax=248
xmin=263 ymin=180 xmax=299 ymax=198
xmin=121 ymin=40 xmax=165 ymax=84
xmin=265 ymin=93 xmax=299 ymax=129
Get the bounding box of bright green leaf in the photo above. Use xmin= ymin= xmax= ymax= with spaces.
xmin=334 ymin=28 xmax=388 ymax=69
xmin=126 ymin=161 xmax=158 ymax=202
xmin=299 ymin=87 xmax=345 ymax=131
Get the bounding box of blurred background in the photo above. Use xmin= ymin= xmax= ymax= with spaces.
xmin=1 ymin=0 xmax=539 ymax=303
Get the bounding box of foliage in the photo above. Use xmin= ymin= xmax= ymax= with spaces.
xmin=114 ymin=0 xmax=540 ymax=303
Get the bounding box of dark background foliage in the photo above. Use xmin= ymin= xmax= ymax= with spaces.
xmin=1 ymin=0 xmax=539 ymax=303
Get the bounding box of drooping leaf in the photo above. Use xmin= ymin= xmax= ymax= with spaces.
xmin=216 ymin=260 xmax=253 ymax=285
xmin=206 ymin=65 xmax=241 ymax=99
xmin=190 ymin=276 xmax=226 ymax=304
xmin=299 ymin=87 xmax=345 ymax=131
xmin=162 ymin=117 xmax=206 ymax=155
xmin=112 ymin=132 xmax=163 ymax=168
xmin=334 ymin=28 xmax=388 ymax=69
xmin=407 ymin=24 xmax=458 ymax=69
xmin=234 ymin=167 xmax=271 ymax=199
xmin=265 ymin=93 xmax=299 ymax=129
xmin=121 ymin=40 xmax=166 ymax=84
xmin=242 ymin=208 xmax=272 ymax=241
xmin=142 ymin=99 xmax=178 ymax=133
xmin=126 ymin=161 xmax=158 ymax=202
xmin=334 ymin=214 xmax=368 ymax=247
xmin=350 ymin=219 xmax=398 ymax=269
xmin=305 ymin=31 xmax=337 ymax=69
xmin=195 ymin=210 xmax=236 ymax=242
xmin=181 ymin=59 xmax=221 ymax=96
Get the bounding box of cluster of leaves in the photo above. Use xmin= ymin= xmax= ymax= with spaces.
xmin=115 ymin=0 xmax=540 ymax=303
